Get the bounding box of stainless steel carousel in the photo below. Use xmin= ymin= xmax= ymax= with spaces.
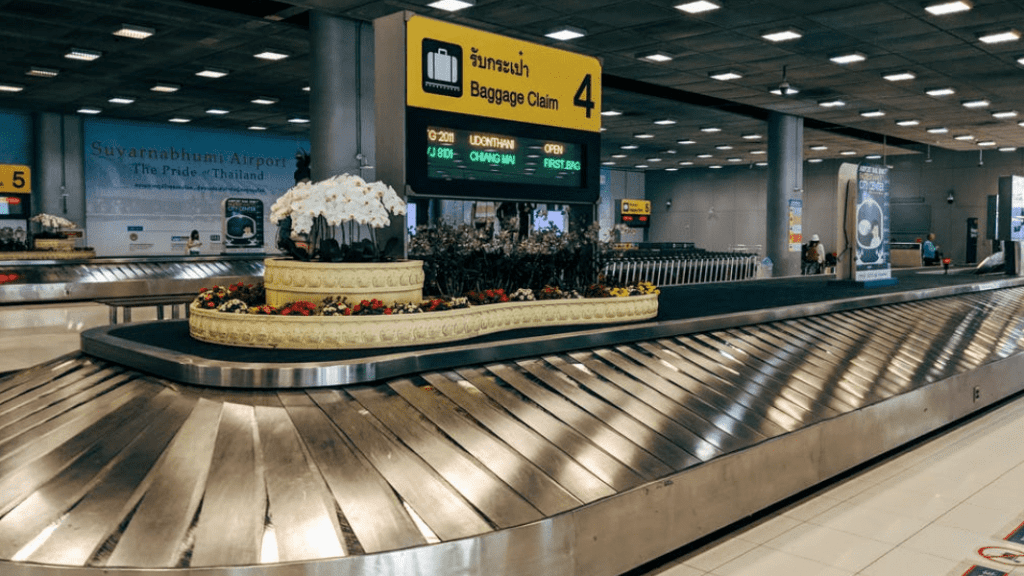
xmin=2 ymin=274 xmax=1024 ymax=576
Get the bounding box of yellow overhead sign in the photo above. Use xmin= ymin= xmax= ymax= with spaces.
xmin=406 ymin=15 xmax=602 ymax=132
xmin=620 ymin=199 xmax=651 ymax=215
xmin=0 ymin=164 xmax=30 ymax=193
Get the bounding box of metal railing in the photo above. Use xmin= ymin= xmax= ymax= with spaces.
xmin=602 ymin=252 xmax=762 ymax=286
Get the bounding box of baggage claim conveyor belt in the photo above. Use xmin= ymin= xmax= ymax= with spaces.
xmin=3 ymin=273 xmax=1024 ymax=576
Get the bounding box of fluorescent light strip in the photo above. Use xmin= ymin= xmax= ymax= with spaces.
xmin=818 ymin=99 xmax=845 ymax=108
xmin=0 ymin=83 xmax=25 ymax=92
xmin=925 ymin=1 xmax=972 ymax=15
xmin=860 ymin=109 xmax=885 ymax=117
xmin=638 ymin=51 xmax=673 ymax=62
xmin=742 ymin=134 xmax=762 ymax=140
xmin=927 ymin=127 xmax=949 ymax=133
xmin=962 ymin=99 xmax=990 ymax=108
xmin=700 ymin=126 xmax=720 ymax=132
xmin=653 ymin=119 xmax=676 ymax=125
xmin=288 ymin=117 xmax=310 ymax=123
xmin=866 ymin=154 xmax=882 ymax=159
xmin=808 ymin=158 xmax=824 ymax=163
xmin=427 ymin=0 xmax=476 ymax=11
xmin=883 ymin=71 xmax=916 ymax=81
xmin=810 ymin=145 xmax=828 ymax=151
xmin=620 ymin=145 xmax=639 ymax=150
xmin=993 ymin=110 xmax=1018 ymax=118
xmin=634 ymin=133 xmax=655 ymax=139
xmin=926 ymin=87 xmax=956 ymax=96
xmin=168 ymin=118 xmax=190 ymax=123
xmin=254 ymin=50 xmax=289 ymax=61
xmin=762 ymin=29 xmax=802 ymax=42
xmin=999 ymin=147 xmax=1017 ymax=152
xmin=646 ymin=158 xmax=662 ymax=162
xmin=978 ymin=141 xmax=996 ymax=146
xmin=602 ymin=161 xmax=616 ymax=166
xmin=600 ymin=110 xmax=622 ymax=116
xmin=635 ymin=164 xmax=648 ymax=169
xmin=755 ymin=162 xmax=768 ymax=167
xmin=545 ymin=26 xmax=586 ymax=41
xmin=611 ymin=154 xmax=627 ymax=158
xmin=65 ymin=48 xmax=102 ymax=61
xmin=678 ymin=161 xmax=694 ymax=166
xmin=108 ymin=97 xmax=135 ymax=104
xmin=26 ymin=67 xmax=58 ymax=78
xmin=251 ymin=97 xmax=279 ymax=105
xmin=206 ymin=108 xmax=229 ymax=115
xmin=665 ymin=167 xmax=679 ymax=171
xmin=979 ymin=30 xmax=1020 ymax=44
xmin=840 ymin=150 xmax=858 ymax=155
xmin=715 ymin=145 xmax=733 ymax=150
xmin=677 ymin=139 xmax=696 ymax=144
xmin=896 ymin=119 xmax=920 ymax=126
xmin=113 ymin=24 xmax=155 ymax=39
xmin=954 ymin=134 xmax=975 ymax=141
xmin=151 ymin=83 xmax=180 ymax=93
xmin=675 ymin=1 xmax=720 ymax=13
xmin=709 ymin=70 xmax=742 ymax=81
xmin=77 ymin=107 xmax=101 ymax=114
xmin=196 ymin=68 xmax=229 ymax=78
xmin=830 ymin=52 xmax=865 ymax=64
xmin=751 ymin=150 xmax=766 ymax=155
xmin=248 ymin=126 xmax=267 ymax=131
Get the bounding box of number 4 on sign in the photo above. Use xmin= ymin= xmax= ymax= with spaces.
xmin=573 ymin=74 xmax=595 ymax=118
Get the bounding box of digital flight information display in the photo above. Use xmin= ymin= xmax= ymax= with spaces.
xmin=426 ymin=126 xmax=583 ymax=188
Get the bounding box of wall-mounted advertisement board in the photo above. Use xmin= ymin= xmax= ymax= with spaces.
xmin=998 ymin=175 xmax=1024 ymax=242
xmin=835 ymin=163 xmax=895 ymax=285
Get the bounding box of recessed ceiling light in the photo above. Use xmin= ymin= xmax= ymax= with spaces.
xmin=677 ymin=139 xmax=696 ymax=144
xmin=840 ymin=150 xmax=858 ymax=155
xmin=860 ymin=109 xmax=885 ymax=117
xmin=427 ymin=0 xmax=475 ymax=11
xmin=620 ymin=144 xmax=639 ymax=150
xmin=653 ymin=119 xmax=677 ymax=125
xmin=883 ymin=71 xmax=916 ymax=81
xmin=675 ymin=1 xmax=720 ymax=13
xmin=979 ymin=30 xmax=1020 ymax=44
xmin=700 ymin=126 xmax=720 ymax=132
xmin=818 ymin=98 xmax=846 ymax=108
xmin=65 ymin=48 xmax=102 ymax=61
xmin=927 ymin=126 xmax=949 ymax=133
xmin=108 ymin=96 xmax=135 ymax=104
xmin=599 ymin=127 xmax=607 ymax=132
xmin=248 ymin=125 xmax=267 ymax=131
xmin=664 ymin=149 xmax=678 ymax=154
xmin=76 ymin=107 xmax=101 ymax=114
xmin=600 ymin=110 xmax=622 ymax=116
xmin=26 ymin=67 xmax=58 ymax=78
xmin=302 ymin=85 xmax=310 ymax=92
xmin=251 ymin=97 xmax=279 ymax=105
xmin=993 ymin=110 xmax=1018 ymax=118
xmin=727 ymin=157 xmax=743 ymax=162
xmin=808 ymin=158 xmax=824 ymax=163
xmin=196 ymin=68 xmax=229 ymax=78
xmin=926 ymin=87 xmax=956 ymax=96
xmin=635 ymin=164 xmax=649 ymax=169
xmin=168 ymin=117 xmax=191 ymax=123
xmin=545 ymin=26 xmax=586 ymax=41
xmin=999 ymin=147 xmax=1017 ymax=152
xmin=151 ymin=83 xmax=180 ymax=93
xmin=0 ymin=83 xmax=25 ymax=93
xmin=716 ymin=144 xmax=733 ymax=150
xmin=288 ymin=117 xmax=310 ymax=123
xmin=254 ymin=49 xmax=290 ymax=61
xmin=679 ymin=161 xmax=694 ymax=166
xmin=205 ymin=108 xmax=229 ymax=115
xmin=602 ymin=161 xmax=616 ymax=166
xmin=810 ymin=145 xmax=828 ymax=151
xmin=925 ymin=1 xmax=972 ymax=15
xmin=896 ymin=119 xmax=920 ymax=126
xmin=638 ymin=51 xmax=673 ymax=63
xmin=978 ymin=141 xmax=997 ymax=146
xmin=755 ymin=161 xmax=768 ymax=167
xmin=709 ymin=70 xmax=742 ymax=81
xmin=866 ymin=154 xmax=882 ymax=159
xmin=665 ymin=167 xmax=679 ymax=171
xmin=611 ymin=154 xmax=627 ymax=158
xmin=742 ymin=134 xmax=762 ymax=140
xmin=709 ymin=165 xmax=723 ymax=169
xmin=697 ymin=153 xmax=713 ymax=158
xmin=113 ymin=24 xmax=155 ymax=39
xmin=762 ymin=29 xmax=802 ymax=42
xmin=751 ymin=150 xmax=766 ymax=155
xmin=830 ymin=52 xmax=866 ymax=64
xmin=634 ymin=133 xmax=655 ymax=139
xmin=954 ymin=134 xmax=975 ymax=140
xmin=646 ymin=158 xmax=663 ymax=163
xmin=962 ymin=99 xmax=990 ymax=108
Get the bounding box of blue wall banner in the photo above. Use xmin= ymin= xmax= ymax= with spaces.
xmin=0 ymin=110 xmax=31 ymax=165
xmin=855 ymin=164 xmax=892 ymax=282
xmin=84 ymin=118 xmax=307 ymax=256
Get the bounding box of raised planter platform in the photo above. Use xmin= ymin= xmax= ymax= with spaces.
xmin=189 ymin=293 xmax=659 ymax=349
xmin=263 ymin=258 xmax=424 ymax=307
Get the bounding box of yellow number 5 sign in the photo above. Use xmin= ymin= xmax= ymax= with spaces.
xmin=0 ymin=165 xmax=30 ymax=193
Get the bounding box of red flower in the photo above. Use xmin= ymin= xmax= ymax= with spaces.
xmin=384 ymin=308 xmax=393 ymax=315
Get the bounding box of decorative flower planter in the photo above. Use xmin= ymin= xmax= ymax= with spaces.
xmin=189 ymin=293 xmax=659 ymax=349
xmin=263 ymin=258 xmax=425 ymax=308
xmin=33 ymin=238 xmax=77 ymax=251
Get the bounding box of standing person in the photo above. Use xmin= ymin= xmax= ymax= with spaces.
xmin=802 ymin=234 xmax=825 ymax=274
xmin=186 ymin=230 xmax=202 ymax=255
xmin=922 ymin=233 xmax=940 ymax=265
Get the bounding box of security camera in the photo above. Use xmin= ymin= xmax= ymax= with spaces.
xmin=947 ymin=192 xmax=955 ymax=204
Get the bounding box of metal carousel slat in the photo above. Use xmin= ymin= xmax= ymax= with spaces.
xmin=814 ymin=311 xmax=923 ymax=389
xmin=0 ymin=370 xmax=130 ymax=441
xmin=389 ymin=378 xmax=583 ymax=517
xmin=421 ymin=371 xmax=617 ymax=503
xmin=455 ymin=366 xmax=645 ymax=493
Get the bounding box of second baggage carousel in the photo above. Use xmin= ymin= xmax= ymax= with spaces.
xmin=3 ymin=269 xmax=1024 ymax=576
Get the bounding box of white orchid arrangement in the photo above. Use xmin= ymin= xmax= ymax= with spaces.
xmin=270 ymin=173 xmax=407 ymax=261
xmin=31 ymin=213 xmax=76 ymax=235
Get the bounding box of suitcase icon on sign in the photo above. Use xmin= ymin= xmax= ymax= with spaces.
xmin=428 ymin=48 xmax=458 ymax=83
xmin=422 ymin=39 xmax=463 ymax=97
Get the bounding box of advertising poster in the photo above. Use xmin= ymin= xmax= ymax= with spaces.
xmin=788 ymin=198 xmax=802 ymax=252
xmin=0 ymin=111 xmax=31 ymax=165
xmin=84 ymin=118 xmax=307 ymax=256
xmin=998 ymin=176 xmax=1024 ymax=241
xmin=222 ymin=198 xmax=264 ymax=252
xmin=855 ymin=164 xmax=892 ymax=282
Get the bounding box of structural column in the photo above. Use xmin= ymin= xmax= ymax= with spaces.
xmin=309 ymin=11 xmax=375 ymax=181
xmin=33 ymin=113 xmax=85 ymax=236
xmin=765 ymin=112 xmax=804 ymax=277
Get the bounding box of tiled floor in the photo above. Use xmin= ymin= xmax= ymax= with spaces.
xmin=638 ymin=392 xmax=1024 ymax=576
xmin=0 ymin=302 xmax=156 ymax=372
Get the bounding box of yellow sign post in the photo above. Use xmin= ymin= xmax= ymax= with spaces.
xmin=0 ymin=164 xmax=31 ymax=194
xmin=406 ymin=15 xmax=602 ymax=132
xmin=620 ymin=199 xmax=651 ymax=215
